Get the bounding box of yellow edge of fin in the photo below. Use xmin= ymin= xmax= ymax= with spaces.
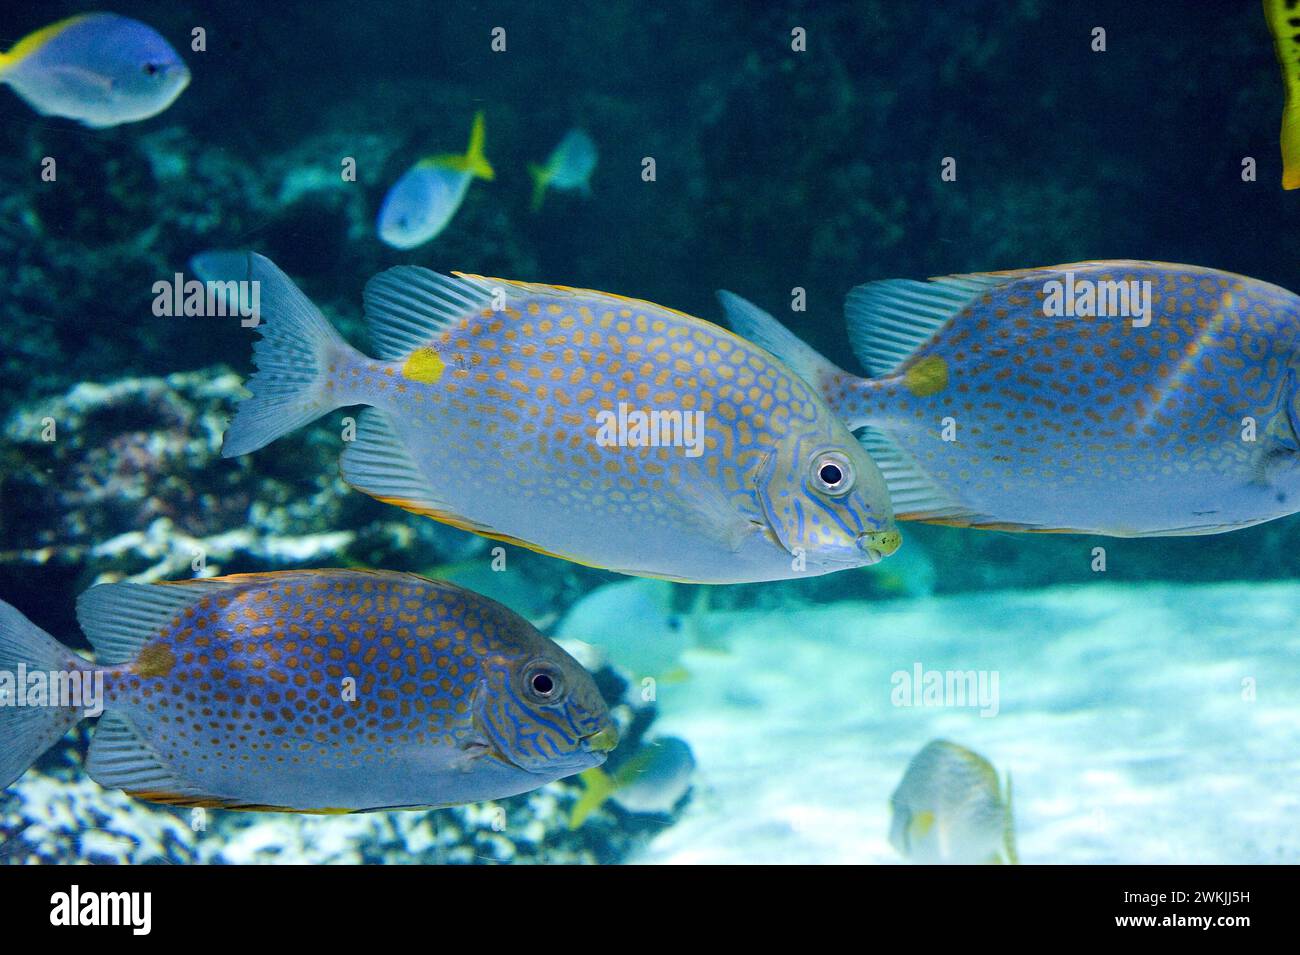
xmin=353 ymin=488 xmax=706 ymax=582
xmin=1 ymin=14 xmax=92 ymax=71
xmin=153 ymin=568 xmax=438 ymax=588
xmin=897 ymin=513 xmax=1081 ymax=534
xmin=949 ymin=260 xmax=1268 ymax=286
xmin=126 ymin=790 xmax=357 ymax=814
xmin=450 ymin=272 xmax=759 ymax=350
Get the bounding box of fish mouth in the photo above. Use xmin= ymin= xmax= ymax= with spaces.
xmin=857 ymin=529 xmax=902 ymax=563
xmin=581 ymin=725 xmax=619 ymax=755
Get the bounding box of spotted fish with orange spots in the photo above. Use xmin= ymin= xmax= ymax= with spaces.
xmin=720 ymin=261 xmax=1300 ymax=536
xmin=218 ymin=254 xmax=900 ymax=582
xmin=0 ymin=569 xmax=617 ymax=811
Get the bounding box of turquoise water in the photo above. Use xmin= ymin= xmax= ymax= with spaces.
xmin=1 ymin=1 xmax=1298 ymax=864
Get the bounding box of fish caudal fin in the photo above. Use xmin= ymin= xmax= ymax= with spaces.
xmin=528 ymin=163 xmax=550 ymax=211
xmin=1264 ymin=0 xmax=1300 ymax=188
xmin=462 ymin=110 xmax=494 ymax=181
xmin=568 ymin=767 xmax=618 ymax=829
xmin=220 ymin=253 xmax=358 ymax=458
xmin=0 ymin=601 xmax=87 ymax=790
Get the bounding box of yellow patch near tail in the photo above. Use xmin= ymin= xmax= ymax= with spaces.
xmin=902 ymin=355 xmax=948 ymax=396
xmin=402 ymin=347 xmax=445 ymax=384
xmin=0 ymin=14 xmax=90 ymax=71
xmin=131 ymin=643 xmax=176 ymax=678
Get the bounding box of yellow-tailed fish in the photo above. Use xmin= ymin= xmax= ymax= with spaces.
xmin=721 ymin=261 xmax=1300 ymax=536
xmin=0 ymin=13 xmax=189 ymax=127
xmin=0 ymin=569 xmax=617 ymax=812
xmin=528 ymin=128 xmax=597 ymax=211
xmin=569 ymin=736 xmax=695 ymax=828
xmin=1264 ymin=0 xmax=1300 ymax=189
xmin=888 ymin=739 xmax=1017 ymax=865
xmin=377 ymin=111 xmax=494 ymax=249
xmin=218 ymin=254 xmax=900 ymax=583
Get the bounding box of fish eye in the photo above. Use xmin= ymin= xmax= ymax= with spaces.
xmin=522 ymin=661 xmax=565 ymax=704
xmin=143 ymin=62 xmax=161 ymax=76
xmin=810 ymin=450 xmax=855 ymax=496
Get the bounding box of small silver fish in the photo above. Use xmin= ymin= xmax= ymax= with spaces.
xmin=0 ymin=13 xmax=189 ymax=127
xmin=889 ymin=739 xmax=1017 ymax=865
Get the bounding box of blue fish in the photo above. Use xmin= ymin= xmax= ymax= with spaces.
xmin=529 ymin=129 xmax=597 ymax=211
xmin=722 ymin=261 xmax=1300 ymax=537
xmin=0 ymin=13 xmax=189 ymax=127
xmin=377 ymin=111 xmax=494 ymax=249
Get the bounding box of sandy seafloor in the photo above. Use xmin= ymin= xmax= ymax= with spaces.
xmin=635 ymin=582 xmax=1300 ymax=864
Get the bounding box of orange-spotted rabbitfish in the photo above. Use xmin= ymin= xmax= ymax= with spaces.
xmin=721 ymin=261 xmax=1300 ymax=536
xmin=219 ymin=254 xmax=900 ymax=583
xmin=0 ymin=570 xmax=617 ymax=812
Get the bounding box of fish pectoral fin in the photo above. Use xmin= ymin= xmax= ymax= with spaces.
xmin=40 ymin=63 xmax=117 ymax=104
xmin=339 ymin=407 xmax=459 ymax=516
xmin=855 ymin=426 xmax=984 ymax=525
xmin=87 ymin=712 xmax=209 ymax=804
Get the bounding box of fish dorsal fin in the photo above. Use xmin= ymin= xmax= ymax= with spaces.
xmin=845 ymin=273 xmax=1009 ymax=376
xmin=75 ymin=579 xmax=234 ymax=666
xmin=715 ymin=291 xmax=848 ymax=389
xmin=363 ymin=267 xmax=494 ymax=360
xmin=453 ymin=273 xmax=714 ymax=327
xmin=86 ymin=711 xmax=198 ymax=798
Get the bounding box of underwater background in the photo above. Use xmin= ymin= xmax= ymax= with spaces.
xmin=0 ymin=0 xmax=1297 ymax=863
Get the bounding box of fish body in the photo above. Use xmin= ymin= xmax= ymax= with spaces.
xmin=378 ymin=111 xmax=494 ymax=249
xmin=889 ymin=739 xmax=1016 ymax=865
xmin=0 ymin=570 xmax=616 ymax=812
xmin=723 ymin=262 xmax=1300 ymax=537
xmin=0 ymin=13 xmax=189 ymax=127
xmin=1264 ymin=0 xmax=1300 ymax=189
xmin=529 ymin=129 xmax=597 ymax=210
xmin=218 ymin=255 xmax=899 ymax=584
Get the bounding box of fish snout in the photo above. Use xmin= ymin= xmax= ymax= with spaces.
xmin=581 ymin=725 xmax=619 ymax=755
xmin=858 ymin=529 xmax=902 ymax=562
